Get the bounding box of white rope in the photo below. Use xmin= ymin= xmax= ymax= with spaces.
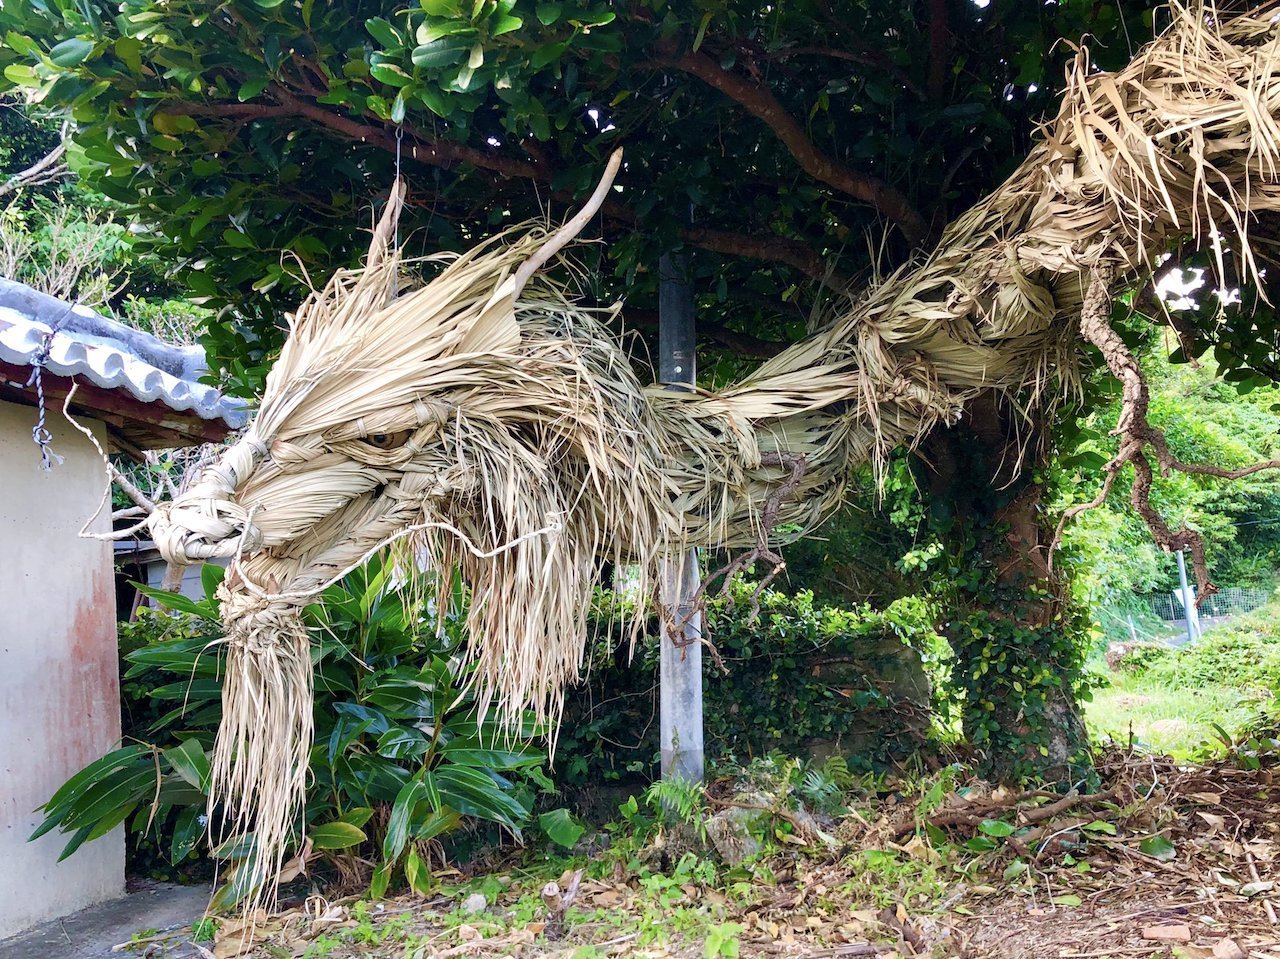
xmin=62 ymin=386 xmax=144 ymax=542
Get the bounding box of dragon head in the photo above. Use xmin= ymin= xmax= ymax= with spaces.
xmin=147 ymin=160 xmax=692 ymax=889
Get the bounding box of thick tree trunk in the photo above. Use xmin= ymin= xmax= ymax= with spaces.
xmin=919 ymin=394 xmax=1089 ymax=783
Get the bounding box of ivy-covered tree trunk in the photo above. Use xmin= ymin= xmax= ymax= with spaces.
xmin=920 ymin=394 xmax=1090 ymax=783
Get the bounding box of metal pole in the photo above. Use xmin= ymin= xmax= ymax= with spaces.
xmin=658 ymin=251 xmax=703 ymax=783
xmin=1175 ymin=549 xmax=1197 ymax=645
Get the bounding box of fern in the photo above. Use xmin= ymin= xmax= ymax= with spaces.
xmin=644 ymin=777 xmax=706 ymax=826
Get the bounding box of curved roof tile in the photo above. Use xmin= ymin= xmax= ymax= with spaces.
xmin=0 ymin=279 xmax=249 ymax=432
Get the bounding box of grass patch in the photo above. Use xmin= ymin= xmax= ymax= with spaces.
xmin=1085 ymin=667 xmax=1267 ymax=757
xmin=1086 ymin=595 xmax=1280 ymax=756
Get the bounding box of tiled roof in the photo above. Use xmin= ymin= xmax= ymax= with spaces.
xmin=0 ymin=279 xmax=249 ymax=432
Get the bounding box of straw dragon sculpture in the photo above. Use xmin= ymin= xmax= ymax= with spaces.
xmin=141 ymin=4 xmax=1280 ymax=890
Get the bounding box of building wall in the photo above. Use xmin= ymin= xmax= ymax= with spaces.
xmin=0 ymin=399 xmax=123 ymax=939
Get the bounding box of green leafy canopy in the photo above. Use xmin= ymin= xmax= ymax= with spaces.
xmin=0 ymin=0 xmax=1175 ymax=395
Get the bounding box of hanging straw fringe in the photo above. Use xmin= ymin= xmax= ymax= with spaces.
xmin=146 ymin=4 xmax=1280 ymax=903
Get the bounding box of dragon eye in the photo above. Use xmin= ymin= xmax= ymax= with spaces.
xmin=362 ymin=430 xmax=412 ymax=450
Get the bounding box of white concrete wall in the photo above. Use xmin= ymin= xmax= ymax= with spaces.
xmin=144 ymin=558 xmax=215 ymax=601
xmin=0 ymin=399 xmax=124 ymax=939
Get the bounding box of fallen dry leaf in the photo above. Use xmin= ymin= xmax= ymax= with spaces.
xmin=1212 ymin=939 xmax=1247 ymax=959
xmin=1142 ymin=924 xmax=1192 ymax=942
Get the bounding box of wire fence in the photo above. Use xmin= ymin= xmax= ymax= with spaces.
xmin=1147 ymin=586 xmax=1274 ymax=621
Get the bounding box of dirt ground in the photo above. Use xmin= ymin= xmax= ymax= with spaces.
xmin=141 ymin=748 xmax=1280 ymax=959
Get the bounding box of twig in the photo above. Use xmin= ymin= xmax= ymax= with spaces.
xmin=1248 ymin=851 xmax=1278 ymax=925
xmin=684 ymin=450 xmax=809 ymax=624
xmin=0 ymin=125 xmax=69 ymax=197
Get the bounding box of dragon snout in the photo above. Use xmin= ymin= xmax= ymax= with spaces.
xmin=150 ymin=496 xmax=264 ymax=564
xmin=150 ymin=434 xmax=269 ymax=565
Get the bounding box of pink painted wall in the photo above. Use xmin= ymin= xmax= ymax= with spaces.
xmin=0 ymin=398 xmax=124 ymax=939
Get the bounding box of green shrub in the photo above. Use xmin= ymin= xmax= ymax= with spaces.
xmin=1144 ymin=607 xmax=1280 ymax=692
xmin=35 ymin=560 xmax=553 ymax=905
xmin=555 ymin=580 xmax=942 ymax=799
xmin=1106 ymin=640 xmax=1172 ymax=675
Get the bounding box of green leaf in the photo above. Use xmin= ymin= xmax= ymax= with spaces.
xmin=208 ymin=860 xmax=259 ymax=913
xmin=238 ymin=76 xmax=269 ymax=101
xmin=418 ymin=20 xmax=476 ymax=43
xmin=309 ymin=821 xmax=367 ymax=850
xmin=1082 ymin=820 xmax=1118 ymax=836
xmin=415 ymin=85 xmax=451 ymax=117
xmin=437 ymin=746 xmax=542 ymax=769
xmin=1052 ymin=894 xmax=1082 ymax=908
xmin=1002 ymin=859 xmax=1027 ymax=882
xmin=152 ymin=112 xmax=196 ymax=135
xmin=150 ymin=134 xmax=184 ymax=154
xmin=164 ymin=739 xmax=211 ymax=792
xmin=435 ymin=766 xmax=527 ymax=830
xmin=535 ymin=3 xmax=562 ymax=25
xmin=170 ymin=805 xmax=205 ymax=862
xmin=384 ymin=775 xmax=436 ymax=864
xmin=538 ymin=808 xmax=585 ymax=849
xmin=365 ymin=679 xmax=434 ymax=719
xmin=221 ymin=228 xmax=256 ymax=250
xmin=49 ymin=37 xmax=95 ymax=67
xmin=3 ymin=64 xmax=40 ymax=86
xmin=5 ymin=32 xmax=40 ymax=57
xmin=134 ymin=584 xmax=217 ymax=620
xmin=376 ymin=726 xmax=428 ymax=760
xmin=978 ymin=819 xmax=1015 ymax=838
xmin=1139 ymin=834 xmax=1176 ymax=861
xmin=404 ymin=847 xmax=432 ymax=895
xmin=370 ymin=63 xmax=412 ymax=87
xmin=370 ymin=861 xmax=392 ymax=899
xmin=36 ymin=745 xmax=151 ymax=824
xmin=530 ymin=40 xmax=566 ymax=70
xmin=337 ymin=807 xmax=375 ymax=828
xmin=201 ymin=563 xmax=225 ymax=603
xmin=491 ymin=14 xmax=522 ymax=35
xmin=366 ymin=18 xmax=402 ymax=49
xmin=421 ymin=0 xmax=461 ymax=15
xmin=412 ymin=39 xmax=471 ymax=69
xmin=692 ymin=12 xmax=712 ymax=52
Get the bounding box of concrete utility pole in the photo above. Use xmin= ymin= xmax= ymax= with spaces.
xmin=657 ymin=251 xmax=704 ymax=783
xmin=1175 ymin=549 xmax=1201 ymax=643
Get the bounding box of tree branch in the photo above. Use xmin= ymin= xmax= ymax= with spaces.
xmin=664 ymin=49 xmax=929 ymax=245
xmin=757 ymin=45 xmax=924 ymax=100
xmin=1052 ymin=265 xmax=1280 ymax=601
xmin=682 ymin=225 xmax=849 ymax=288
xmin=162 ymin=90 xmax=844 ymax=283
xmin=0 ymin=126 xmax=69 ymax=198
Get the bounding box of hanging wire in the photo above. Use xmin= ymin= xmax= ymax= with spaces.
xmin=388 ymin=123 xmax=404 ymax=298
xmin=394 ymin=125 xmax=404 ymax=251
xmin=27 ymin=304 xmax=74 ymax=470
